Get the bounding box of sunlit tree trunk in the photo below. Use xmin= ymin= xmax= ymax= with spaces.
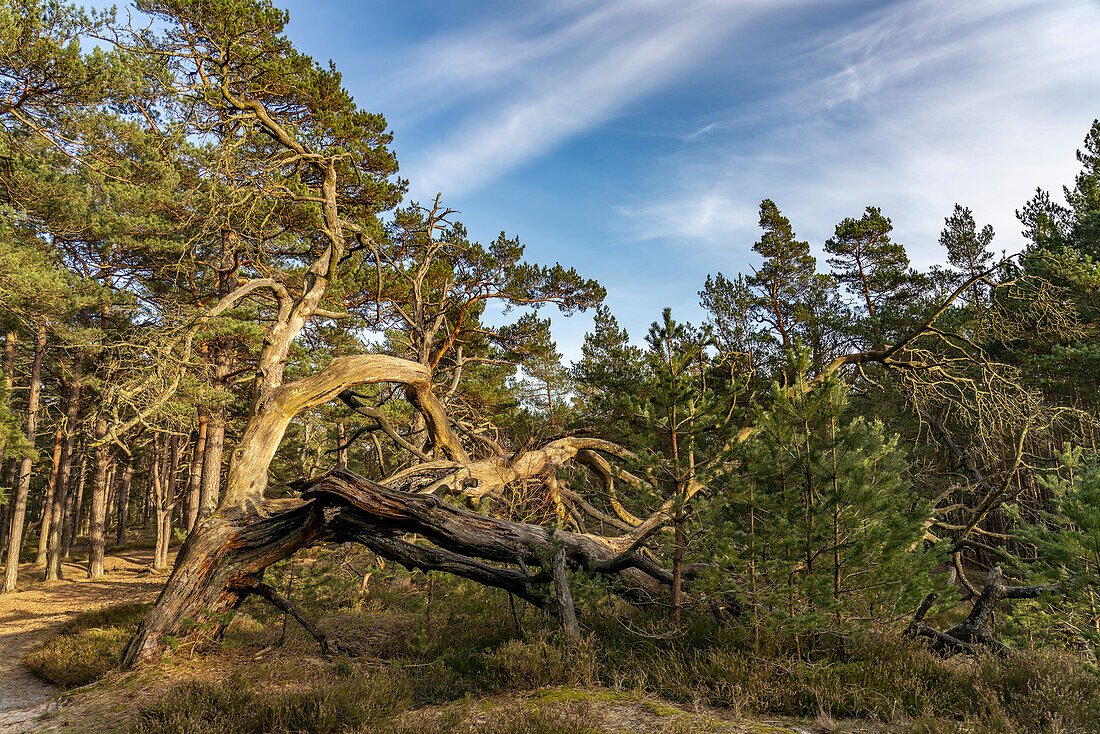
xmin=2 ymin=322 xmax=45 ymax=593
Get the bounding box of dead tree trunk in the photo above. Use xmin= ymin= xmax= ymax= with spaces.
xmin=120 ymin=348 xmax=668 ymax=669
xmin=907 ymin=567 xmax=1072 ymax=655
xmin=121 ymin=463 xmax=682 ymax=667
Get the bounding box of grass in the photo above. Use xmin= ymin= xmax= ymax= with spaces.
xmin=132 ymin=671 xmax=412 ymax=734
xmin=25 ymin=601 xmax=152 ymax=689
xmin=26 ymin=547 xmax=1100 ymax=733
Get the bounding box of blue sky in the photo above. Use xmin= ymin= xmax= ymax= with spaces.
xmin=275 ymin=0 xmax=1100 ymax=358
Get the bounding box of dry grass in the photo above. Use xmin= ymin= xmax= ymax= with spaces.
xmin=20 ymin=548 xmax=1100 ymax=733
xmin=24 ymin=601 xmax=152 ymax=689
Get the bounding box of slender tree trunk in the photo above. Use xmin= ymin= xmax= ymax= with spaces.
xmin=200 ymin=358 xmax=228 ymax=519
xmin=60 ymin=437 xmax=85 ymax=560
xmin=0 ymin=501 xmax=9 ymax=563
xmin=672 ymin=511 xmax=685 ymax=626
xmin=0 ymin=330 xmax=15 ymax=488
xmin=142 ymin=462 xmax=151 ymax=527
xmin=68 ymin=452 xmax=88 ymax=553
xmin=152 ymin=436 xmax=173 ymax=571
xmin=103 ymin=461 xmax=117 ymax=539
xmin=185 ymin=418 xmax=207 ymax=532
xmin=116 ymin=457 xmax=133 ymax=545
xmin=46 ymin=376 xmax=81 ymax=581
xmin=35 ymin=426 xmax=63 ymax=565
xmin=167 ymin=434 xmax=181 ymax=524
xmin=88 ymin=416 xmax=110 ymax=578
xmin=2 ymin=323 xmax=45 ymax=593
xmin=336 ymin=422 xmax=348 ymax=469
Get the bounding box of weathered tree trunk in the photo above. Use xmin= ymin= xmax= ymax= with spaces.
xmin=122 ymin=465 xmax=681 ymax=668
xmin=2 ymin=322 xmax=45 ymax=593
xmin=185 ymin=418 xmax=207 ymax=532
xmin=907 ymin=567 xmax=1071 ymax=655
xmin=46 ymin=376 xmax=81 ymax=581
xmin=200 ymin=376 xmax=227 ymax=519
xmin=88 ymin=416 xmax=110 ymax=578
xmin=123 ymin=355 xmax=573 ymax=667
xmin=115 ymin=458 xmax=133 ymax=545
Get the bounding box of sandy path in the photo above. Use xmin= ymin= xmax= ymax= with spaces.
xmin=0 ymin=551 xmax=165 ymax=732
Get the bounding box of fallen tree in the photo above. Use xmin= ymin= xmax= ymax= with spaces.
xmin=121 ymin=456 xmax=689 ymax=666
xmin=906 ymin=567 xmax=1078 ymax=656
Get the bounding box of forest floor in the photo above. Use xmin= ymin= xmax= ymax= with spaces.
xmin=0 ymin=549 xmax=166 ymax=733
xmin=0 ymin=546 xmax=862 ymax=734
xmin=3 ymin=544 xmax=1092 ymax=733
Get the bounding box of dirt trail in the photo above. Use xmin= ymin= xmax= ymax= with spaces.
xmin=0 ymin=551 xmax=165 ymax=733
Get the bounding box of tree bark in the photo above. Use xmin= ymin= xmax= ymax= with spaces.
xmin=115 ymin=457 xmax=133 ymax=545
xmin=200 ymin=367 xmax=227 ymax=520
xmin=2 ymin=322 xmax=45 ymax=593
xmin=907 ymin=567 xmax=1072 ymax=655
xmin=60 ymin=437 xmax=86 ymax=560
xmin=71 ymin=452 xmax=88 ymax=540
xmin=152 ymin=436 xmax=172 ymax=570
xmin=46 ymin=375 xmax=81 ymax=580
xmin=122 ymin=465 xmax=682 ymax=668
xmin=185 ymin=418 xmax=206 ymax=532
xmin=87 ymin=415 xmax=110 ymax=578
xmin=34 ymin=426 xmax=63 ymax=566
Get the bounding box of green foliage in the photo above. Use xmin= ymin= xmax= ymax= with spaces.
xmin=706 ymin=357 xmax=939 ymax=626
xmin=825 ymin=205 xmax=918 ymax=344
xmin=571 ymin=305 xmax=645 ymax=435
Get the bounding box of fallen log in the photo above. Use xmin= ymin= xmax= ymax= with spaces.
xmin=121 ymin=468 xmax=684 ymax=668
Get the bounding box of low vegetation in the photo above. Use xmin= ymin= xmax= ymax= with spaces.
xmin=26 ymin=553 xmax=1100 ymax=733
xmin=25 ymin=602 xmax=152 ymax=689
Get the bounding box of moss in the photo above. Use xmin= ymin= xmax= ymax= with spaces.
xmin=643 ymin=702 xmax=682 ymax=717
xmin=537 ymin=687 xmax=630 ymax=704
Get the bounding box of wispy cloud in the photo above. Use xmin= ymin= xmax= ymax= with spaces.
xmin=388 ymin=0 xmax=801 ymax=197
xmin=621 ymin=0 xmax=1100 ymax=267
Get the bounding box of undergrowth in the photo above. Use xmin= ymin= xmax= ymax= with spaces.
xmin=25 ymin=601 xmax=152 ymax=688
xmin=28 ymin=548 xmax=1100 ymax=733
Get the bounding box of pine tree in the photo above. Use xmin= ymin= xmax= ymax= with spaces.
xmin=939 ymin=204 xmax=995 ymax=328
xmin=715 ymin=356 xmax=937 ymax=625
xmin=627 ymin=309 xmax=729 ymax=624
xmin=747 ymin=199 xmax=819 ymax=351
xmin=571 ymin=305 xmax=644 ymax=435
xmin=825 ymin=206 xmax=915 ymax=347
